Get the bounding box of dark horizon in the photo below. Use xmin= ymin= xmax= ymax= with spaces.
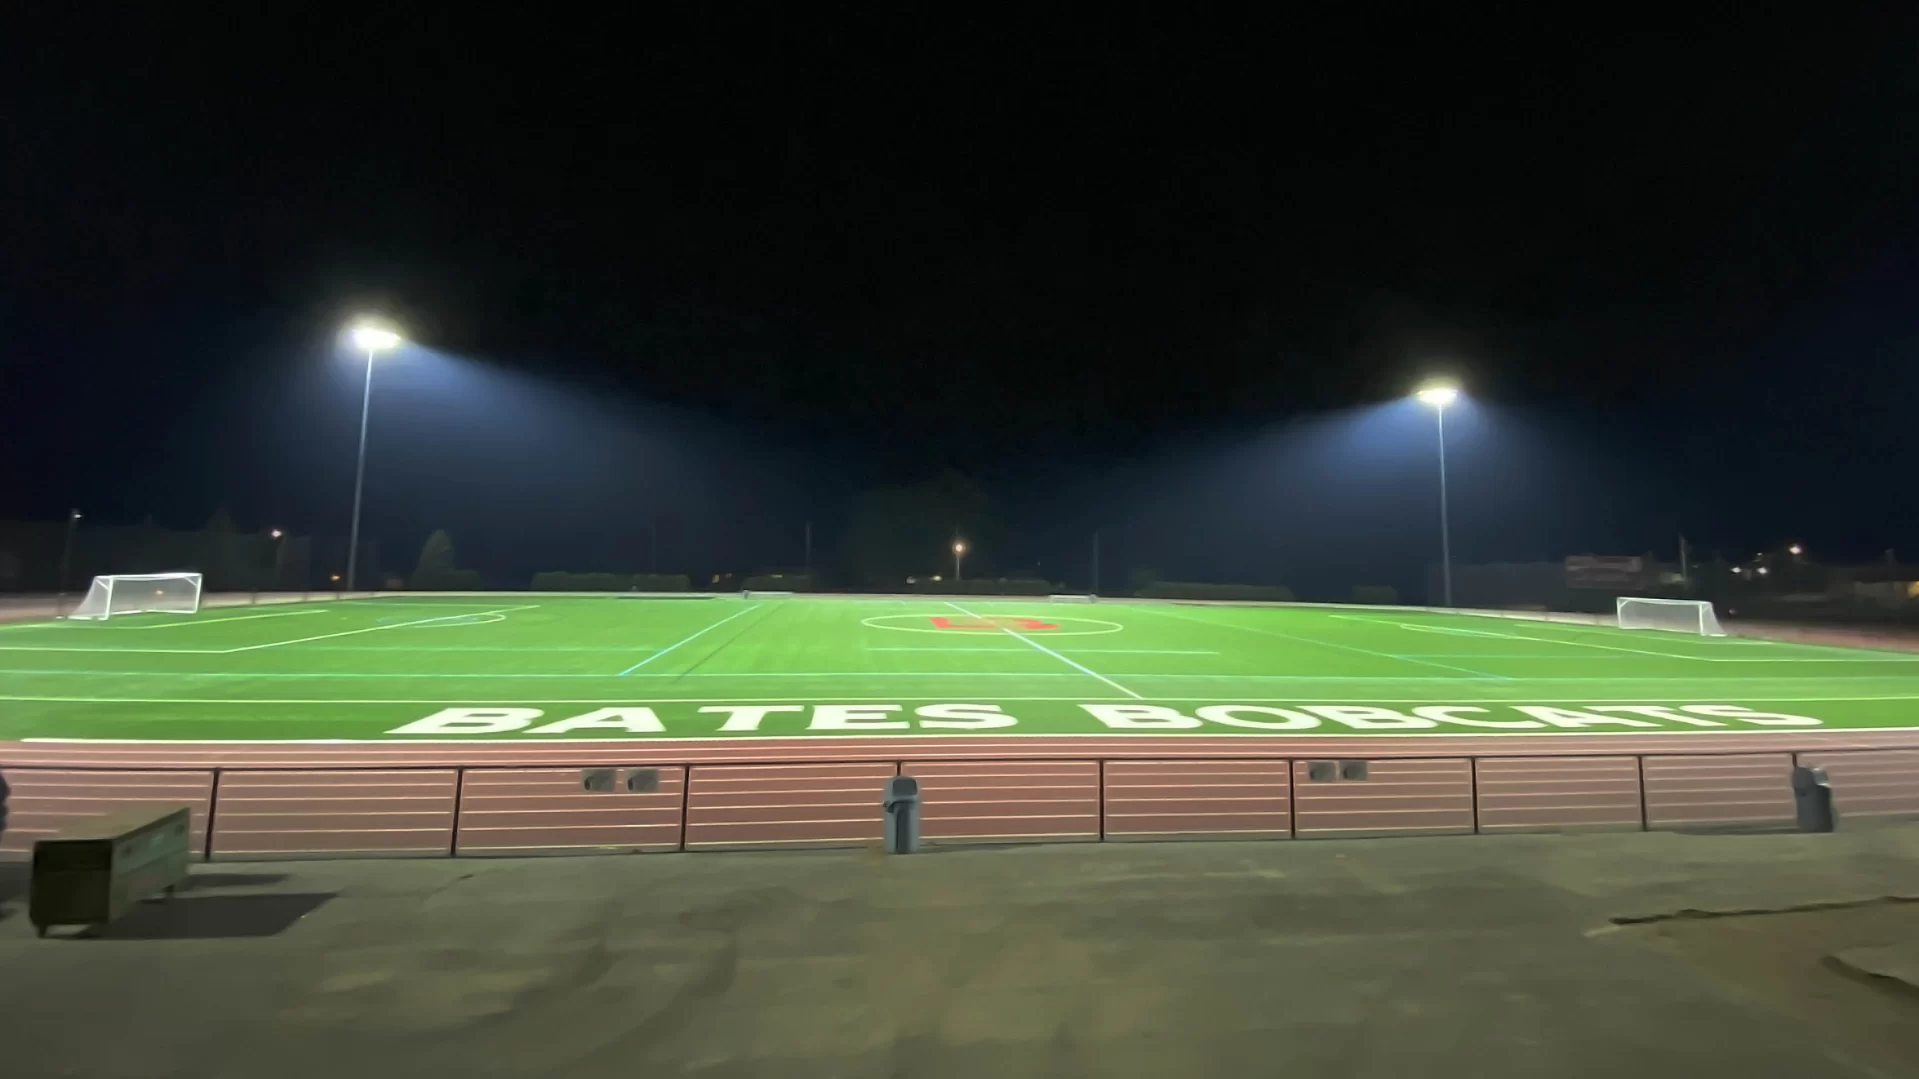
xmin=6 ymin=9 xmax=1919 ymax=594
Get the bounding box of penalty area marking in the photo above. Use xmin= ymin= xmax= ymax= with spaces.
xmin=95 ymin=608 xmax=333 ymax=629
xmin=374 ymin=612 xmax=506 ymax=628
xmin=861 ymin=613 xmax=1124 ymax=636
xmin=216 ymin=605 xmax=542 ymax=654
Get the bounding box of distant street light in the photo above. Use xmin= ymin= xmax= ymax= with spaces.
xmin=343 ymin=320 xmax=403 ymax=594
xmin=1413 ymin=380 xmax=1461 ymax=606
xmin=953 ymin=539 xmax=967 ymax=584
xmin=268 ymin=528 xmax=287 ymax=592
xmin=57 ymin=508 xmax=83 ymax=618
xmin=1788 ymin=543 xmax=1804 ymax=557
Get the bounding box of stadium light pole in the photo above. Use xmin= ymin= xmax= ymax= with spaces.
xmin=345 ymin=321 xmax=403 ymax=594
xmin=1414 ymin=380 xmax=1461 ymax=607
xmin=953 ymin=539 xmax=966 ymax=584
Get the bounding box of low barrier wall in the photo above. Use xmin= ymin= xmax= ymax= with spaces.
xmin=6 ymin=734 xmax=1916 ymax=860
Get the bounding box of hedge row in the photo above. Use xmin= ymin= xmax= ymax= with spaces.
xmin=743 ymin=573 xmax=814 ymax=592
xmin=1135 ymin=581 xmax=1296 ymax=602
xmin=900 ymin=577 xmax=1055 ymax=596
xmin=530 ymin=571 xmax=693 ymax=592
xmin=410 ymin=569 xmax=484 ymax=591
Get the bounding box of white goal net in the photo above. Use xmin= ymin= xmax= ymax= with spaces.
xmin=68 ymin=573 xmax=204 ymax=620
xmin=1615 ymin=596 xmax=1724 ymax=636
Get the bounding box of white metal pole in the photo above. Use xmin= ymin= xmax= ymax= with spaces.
xmin=1436 ymin=405 xmax=1453 ymax=607
xmin=345 ymin=346 xmax=376 ymax=594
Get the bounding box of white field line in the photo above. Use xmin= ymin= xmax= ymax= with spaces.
xmin=8 ymin=693 xmax=1919 ymax=706
xmin=1342 ymin=613 xmax=1919 ymax=664
xmin=865 ymin=647 xmax=1217 ymax=654
xmin=105 ymin=609 xmax=332 ymax=629
xmin=618 ymin=604 xmax=761 ymax=675
xmin=1142 ymin=606 xmax=1505 ymax=679
xmin=945 ymin=601 xmax=1143 ymax=699
xmin=0 ymin=646 xmax=238 ymax=654
xmin=216 ymin=605 xmax=542 ymax=653
xmin=30 ymin=724 xmax=1919 ymax=745
xmin=15 ymin=668 xmax=1915 ymax=683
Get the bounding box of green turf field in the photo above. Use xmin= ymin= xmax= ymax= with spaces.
xmin=3 ymin=594 xmax=1919 ymax=741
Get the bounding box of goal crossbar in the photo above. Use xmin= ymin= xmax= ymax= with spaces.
xmin=1615 ymin=596 xmax=1725 ymax=636
xmin=67 ymin=573 xmax=204 ymax=620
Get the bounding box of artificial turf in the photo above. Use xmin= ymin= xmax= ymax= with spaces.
xmin=3 ymin=594 xmax=1918 ymax=741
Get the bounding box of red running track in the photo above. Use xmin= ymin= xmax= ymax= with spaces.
xmin=5 ymin=731 xmax=1919 ymax=860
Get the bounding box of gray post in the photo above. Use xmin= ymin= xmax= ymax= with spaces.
xmin=882 ymin=776 xmax=921 ymax=854
xmin=1791 ymin=766 xmax=1835 ymax=833
xmin=1436 ymin=406 xmax=1453 ymax=607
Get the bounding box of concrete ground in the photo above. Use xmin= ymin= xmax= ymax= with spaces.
xmin=5 ymin=829 xmax=1919 ymax=1078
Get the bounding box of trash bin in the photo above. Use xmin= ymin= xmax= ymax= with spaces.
xmin=1791 ymin=765 xmax=1835 ymax=833
xmin=882 ymin=776 xmax=921 ymax=854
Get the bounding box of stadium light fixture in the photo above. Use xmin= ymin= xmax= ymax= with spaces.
xmin=1756 ymin=566 xmax=1770 ymax=576
xmin=342 ymin=318 xmax=405 ymax=595
xmin=269 ymin=528 xmax=283 ymax=540
xmin=1411 ymin=379 xmax=1463 ymax=605
xmin=1788 ymin=543 xmax=1804 ymax=556
xmin=348 ymin=322 xmax=402 ymax=352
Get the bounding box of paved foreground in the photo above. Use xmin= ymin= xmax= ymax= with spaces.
xmin=4 ymin=830 xmax=1919 ymax=1077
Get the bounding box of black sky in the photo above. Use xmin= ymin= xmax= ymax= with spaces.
xmin=5 ymin=8 xmax=1919 ymax=590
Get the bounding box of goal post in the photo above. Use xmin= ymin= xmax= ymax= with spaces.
xmin=67 ymin=573 xmax=204 ymax=620
xmin=1615 ymin=596 xmax=1725 ymax=636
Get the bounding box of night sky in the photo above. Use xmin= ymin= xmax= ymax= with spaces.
xmin=5 ymin=8 xmax=1918 ymax=594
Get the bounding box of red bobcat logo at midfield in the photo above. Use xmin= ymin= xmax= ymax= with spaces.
xmin=928 ymin=616 xmax=1059 ymax=631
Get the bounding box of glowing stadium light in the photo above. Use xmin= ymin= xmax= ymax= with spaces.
xmin=953 ymin=539 xmax=967 ymax=584
xmin=1414 ymin=380 xmax=1460 ymax=408
xmin=269 ymin=528 xmax=283 ymax=540
xmin=1788 ymin=543 xmax=1804 ymax=556
xmin=1756 ymin=566 xmax=1770 ymax=576
xmin=348 ymin=321 xmax=402 ymax=352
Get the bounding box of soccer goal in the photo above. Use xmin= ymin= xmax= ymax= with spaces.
xmin=67 ymin=573 xmax=204 ymax=620
xmin=1615 ymin=596 xmax=1725 ymax=636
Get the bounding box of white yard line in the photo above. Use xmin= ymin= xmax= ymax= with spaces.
xmin=7 ymin=693 xmax=1919 ymax=706
xmin=1142 ymin=605 xmax=1505 ymax=679
xmin=618 ymin=604 xmax=761 ymax=675
xmin=216 ymin=605 xmax=541 ymax=653
xmin=103 ymin=609 xmax=331 ymax=629
xmin=25 ymin=724 xmax=1919 ymax=745
xmin=0 ymin=641 xmax=235 ymax=652
xmin=944 ymin=600 xmax=1143 ymax=699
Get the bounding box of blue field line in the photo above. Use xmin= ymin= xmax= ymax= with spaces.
xmin=617 ymin=604 xmax=761 ymax=675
